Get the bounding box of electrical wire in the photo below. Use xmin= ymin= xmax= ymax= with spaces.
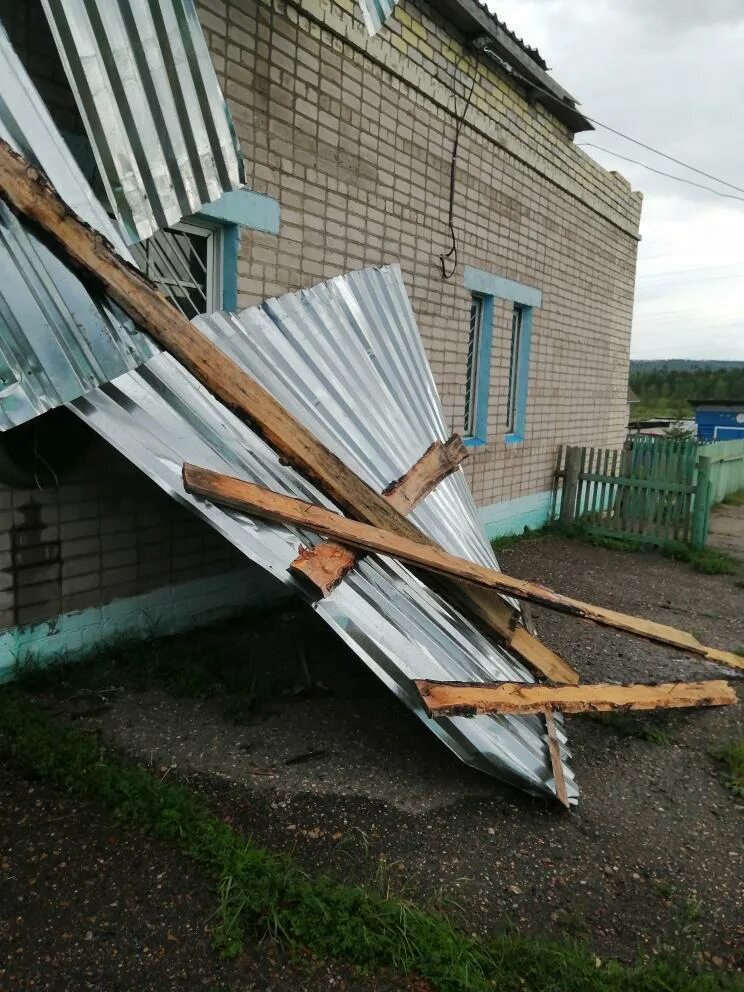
xmin=579 ymin=117 xmax=744 ymax=197
xmin=489 ymin=53 xmax=744 ymax=197
xmin=577 ymin=143 xmax=744 ymax=203
xmin=439 ymin=54 xmax=479 ymax=280
xmin=638 ymin=262 xmax=744 ymax=279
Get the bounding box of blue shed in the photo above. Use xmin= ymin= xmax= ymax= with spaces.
xmin=691 ymin=399 xmax=744 ymax=441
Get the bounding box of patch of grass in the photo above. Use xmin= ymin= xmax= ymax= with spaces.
xmin=1 ymin=690 xmax=740 ymax=992
xmin=590 ymin=711 xmax=671 ymax=745
xmin=489 ymin=523 xmax=551 ymax=552
xmin=553 ymin=525 xmax=739 ymax=575
xmin=716 ymin=738 xmax=744 ymax=798
xmin=722 ymin=490 xmax=744 ymax=507
xmin=659 ymin=544 xmax=738 ymax=576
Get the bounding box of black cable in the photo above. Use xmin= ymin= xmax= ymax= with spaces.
xmin=577 ymin=143 xmax=744 ymax=204
xmin=439 ymin=54 xmax=478 ymax=280
xmin=481 ymin=50 xmax=744 ymax=198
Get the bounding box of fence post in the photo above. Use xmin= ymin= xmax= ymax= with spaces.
xmin=691 ymin=455 xmax=712 ymax=550
xmin=560 ymin=446 xmax=582 ymax=526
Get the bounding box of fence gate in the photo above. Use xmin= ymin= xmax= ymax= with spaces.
xmin=554 ymin=436 xmax=708 ymax=547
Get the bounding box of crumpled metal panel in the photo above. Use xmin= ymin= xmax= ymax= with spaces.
xmin=0 ymin=23 xmax=158 ymax=431
xmin=70 ymin=266 xmax=576 ymax=801
xmin=41 ymin=0 xmax=245 ymax=243
xmin=357 ymin=0 xmax=399 ymax=35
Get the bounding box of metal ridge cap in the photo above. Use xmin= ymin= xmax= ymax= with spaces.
xmin=424 ymin=0 xmax=592 ymax=132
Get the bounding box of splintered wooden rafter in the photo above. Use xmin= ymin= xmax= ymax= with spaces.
xmin=180 ymin=465 xmax=744 ymax=675
xmin=414 ymin=679 xmax=736 ymax=717
xmin=0 ymin=138 xmax=576 ymax=686
xmin=291 ymin=435 xmax=467 ymax=595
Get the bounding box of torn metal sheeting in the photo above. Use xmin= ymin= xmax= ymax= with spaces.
xmin=357 ymin=0 xmax=399 ymax=35
xmin=70 ymin=266 xmax=577 ymax=802
xmin=41 ymin=0 xmax=245 ymax=243
xmin=0 ymin=24 xmax=158 ymax=431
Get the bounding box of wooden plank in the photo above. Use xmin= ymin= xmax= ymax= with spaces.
xmin=0 ymin=139 xmax=569 ymax=683
xmin=414 ymin=679 xmax=736 ymax=717
xmin=560 ymin=447 xmax=581 ymax=526
xmin=519 ymin=603 xmax=570 ymax=809
xmin=292 ymin=436 xmax=467 ymax=595
xmin=182 ymin=464 xmax=744 ymax=675
xmin=543 ymin=712 xmax=570 ymax=809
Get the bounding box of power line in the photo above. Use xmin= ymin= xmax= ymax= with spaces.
xmin=636 ymin=272 xmax=744 ymax=290
xmin=491 ymin=54 xmax=744 ymax=197
xmin=577 ymin=143 xmax=744 ymax=203
xmin=638 ymin=262 xmax=744 ymax=280
xmin=580 ymin=117 xmax=744 ymax=197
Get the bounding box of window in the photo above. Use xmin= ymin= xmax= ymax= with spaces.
xmin=462 ymin=267 xmax=541 ymax=447
xmin=464 ymin=295 xmax=484 ymax=438
xmin=463 ymin=292 xmax=494 ymax=446
xmin=130 ymin=220 xmax=224 ymax=319
xmin=506 ymin=304 xmax=524 ymax=434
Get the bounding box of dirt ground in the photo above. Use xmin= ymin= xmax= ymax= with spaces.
xmin=1 ymin=534 xmax=742 ymax=988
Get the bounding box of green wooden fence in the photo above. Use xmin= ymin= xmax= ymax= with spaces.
xmin=554 ymin=436 xmax=706 ymax=547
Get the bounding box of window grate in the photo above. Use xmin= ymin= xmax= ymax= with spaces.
xmin=506 ymin=304 xmax=523 ymax=433
xmin=464 ymin=295 xmax=483 ymax=436
xmin=131 ymin=221 xmax=221 ymax=319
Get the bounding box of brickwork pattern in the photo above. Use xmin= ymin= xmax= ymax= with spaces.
xmin=197 ymin=0 xmax=641 ymax=508
xmin=0 ymin=421 xmax=255 ymax=632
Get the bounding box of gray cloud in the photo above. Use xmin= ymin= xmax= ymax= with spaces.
xmin=490 ymin=0 xmax=744 ymax=358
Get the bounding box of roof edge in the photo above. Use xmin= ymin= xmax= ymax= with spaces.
xmin=425 ymin=0 xmax=593 ymax=132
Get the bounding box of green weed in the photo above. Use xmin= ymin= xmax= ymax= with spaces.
xmin=722 ymin=490 xmax=744 ymax=507
xmin=0 ymin=690 xmax=740 ymax=992
xmin=716 ymin=738 xmax=744 ymax=798
xmin=553 ymin=525 xmax=739 ymax=575
xmin=590 ymin=711 xmax=670 ymax=745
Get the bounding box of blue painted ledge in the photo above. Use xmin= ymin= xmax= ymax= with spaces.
xmin=200 ymin=188 xmax=280 ymax=235
xmin=479 ymin=490 xmax=553 ymax=539
xmin=0 ymin=567 xmax=289 ymax=683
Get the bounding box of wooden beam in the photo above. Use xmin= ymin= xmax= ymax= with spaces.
xmin=543 ymin=712 xmax=569 ymax=809
xmin=382 ymin=435 xmax=468 ymax=512
xmin=414 ymin=679 xmax=736 ymax=717
xmin=291 ymin=435 xmax=467 ymax=595
xmin=0 ymin=139 xmax=573 ymax=685
xmin=181 ymin=466 xmax=744 ymax=675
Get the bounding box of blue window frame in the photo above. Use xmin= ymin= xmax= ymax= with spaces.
xmin=463 ymin=266 xmax=540 ymax=447
xmin=130 ymin=189 xmax=281 ymax=316
xmin=463 ymin=292 xmax=494 ymax=445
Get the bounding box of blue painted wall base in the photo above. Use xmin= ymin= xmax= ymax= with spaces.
xmin=0 ymin=567 xmax=290 ymax=683
xmin=479 ymin=490 xmax=553 ymax=539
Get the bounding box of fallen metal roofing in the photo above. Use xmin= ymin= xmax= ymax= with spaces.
xmin=357 ymin=0 xmax=399 ymax=35
xmin=0 ymin=23 xmax=158 ymax=431
xmin=40 ymin=0 xmax=245 ymax=243
xmin=70 ymin=265 xmax=576 ymax=802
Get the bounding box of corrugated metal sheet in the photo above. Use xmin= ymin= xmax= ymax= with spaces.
xmin=0 ymin=23 xmax=158 ymax=431
xmin=41 ymin=0 xmax=245 ymax=243
xmin=357 ymin=0 xmax=399 ymax=35
xmin=70 ymin=265 xmax=576 ymax=802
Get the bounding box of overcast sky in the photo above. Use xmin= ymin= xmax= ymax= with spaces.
xmin=492 ymin=0 xmax=744 ymax=360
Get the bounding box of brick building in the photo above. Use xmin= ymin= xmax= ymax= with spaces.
xmin=0 ymin=0 xmax=641 ymax=672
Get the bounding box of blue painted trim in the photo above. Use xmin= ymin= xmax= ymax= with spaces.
xmin=505 ymin=304 xmax=533 ymax=445
xmin=199 ymin=188 xmax=280 ymax=235
xmin=479 ymin=490 xmax=552 ymax=539
xmin=0 ymin=568 xmax=290 ymax=683
xmin=221 ymin=224 xmax=240 ymax=311
xmin=464 ymin=266 xmax=542 ymax=308
xmin=464 ymin=294 xmax=493 ymax=448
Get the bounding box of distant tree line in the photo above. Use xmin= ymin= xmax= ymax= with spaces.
xmin=629 ymin=366 xmax=744 ymax=418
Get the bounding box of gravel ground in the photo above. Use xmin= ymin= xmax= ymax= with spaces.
xmin=0 ymin=765 xmax=412 ymax=991
xmin=3 ymin=535 xmax=743 ymax=983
